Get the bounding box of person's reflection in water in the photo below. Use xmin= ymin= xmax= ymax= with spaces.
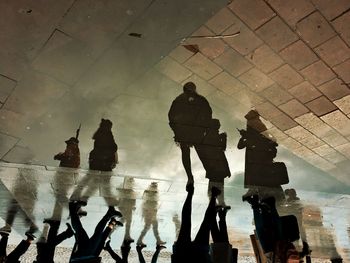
xmin=136 ymin=243 xmax=166 ymax=263
xmin=89 ymin=118 xmax=118 ymax=172
xmin=1 ymin=170 xmax=38 ymax=238
xmin=0 ymin=229 xmax=35 ymax=262
xmin=210 ymin=207 xmax=237 ymax=263
xmin=244 ymin=195 xmax=311 ymax=263
xmin=69 ymin=201 xmax=123 ymax=262
xmin=195 ymin=118 xmax=231 ymax=207
xmin=104 ymin=239 xmax=132 ymax=263
xmin=50 ymin=171 xmax=77 ymax=222
xmin=172 ymin=185 xmax=221 ymax=263
xmin=34 ymin=220 xmax=74 ymax=263
xmin=54 ymin=129 xmax=80 ymax=169
xmin=168 ymin=82 xmax=212 ymax=186
xmin=137 ymin=182 xmax=165 ymax=247
xmin=70 ymin=118 xmax=119 ymax=207
xmin=118 ymin=177 xmax=136 ymax=243
xmin=238 ymin=110 xmax=288 ymax=202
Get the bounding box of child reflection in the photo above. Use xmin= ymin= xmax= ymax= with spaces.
xmin=136 ymin=182 xmax=166 ymax=247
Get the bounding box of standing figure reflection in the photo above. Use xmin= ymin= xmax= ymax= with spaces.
xmin=137 ymin=182 xmax=165 ymax=247
xmin=238 ymin=110 xmax=288 ymax=201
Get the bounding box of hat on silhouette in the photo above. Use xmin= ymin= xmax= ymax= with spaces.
xmin=65 ymin=137 xmax=79 ymax=144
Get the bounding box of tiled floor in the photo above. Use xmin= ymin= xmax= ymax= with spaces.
xmin=0 ymin=162 xmax=349 ymax=262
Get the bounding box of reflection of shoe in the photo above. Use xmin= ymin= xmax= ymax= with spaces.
xmin=124 ymin=237 xmax=134 ymax=244
xmin=107 ymin=206 xmax=123 ymax=218
xmin=156 ymin=240 xmax=166 ymax=246
xmin=109 ymin=218 xmax=123 ymax=227
xmin=66 ymin=223 xmax=74 ymax=236
xmin=136 ymin=243 xmax=147 ymax=249
xmin=242 ymin=194 xmax=259 ymax=206
xmin=156 ymin=244 xmax=166 ymax=250
xmin=25 ymin=231 xmax=36 ymax=240
xmin=77 ymin=209 xmax=87 ymax=217
xmin=43 ymin=219 xmax=59 ymax=225
xmin=0 ymin=225 xmax=11 ymax=236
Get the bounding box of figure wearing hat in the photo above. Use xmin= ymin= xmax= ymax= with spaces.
xmin=54 ymin=125 xmax=81 ymax=168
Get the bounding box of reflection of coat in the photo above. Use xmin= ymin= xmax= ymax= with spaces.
xmin=238 ymin=127 xmax=288 ymax=187
xmin=54 ymin=144 xmax=80 ymax=168
xmin=168 ymin=93 xmax=212 ymax=145
xmin=89 ymin=128 xmax=118 ymax=171
xmin=196 ymin=128 xmax=230 ymax=181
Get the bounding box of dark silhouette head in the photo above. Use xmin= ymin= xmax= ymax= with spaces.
xmin=99 ymin=118 xmax=113 ymax=129
xmin=65 ymin=137 xmax=79 ymax=144
xmin=245 ymin=109 xmax=259 ymax=120
xmin=183 ymin=82 xmax=196 ymax=94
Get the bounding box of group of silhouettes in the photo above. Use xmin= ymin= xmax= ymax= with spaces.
xmin=0 ymin=81 xmax=344 ymax=263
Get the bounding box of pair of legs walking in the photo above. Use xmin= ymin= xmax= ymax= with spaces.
xmin=0 ymin=232 xmax=33 ymax=262
xmin=69 ymin=201 xmax=122 ymax=260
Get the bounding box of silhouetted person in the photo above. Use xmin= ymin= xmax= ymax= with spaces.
xmin=195 ymin=118 xmax=231 ymax=206
xmin=137 ymin=183 xmax=165 ymax=247
xmin=118 ymin=178 xmax=137 ymax=243
xmin=34 ymin=220 xmax=74 ymax=263
xmin=54 ymin=138 xmax=80 ymax=168
xmin=210 ymin=207 xmax=237 ymax=263
xmin=89 ymin=119 xmax=118 ymax=171
xmin=238 ymin=110 xmax=287 ymax=201
xmin=168 ymin=82 xmax=212 ymax=185
xmin=0 ymin=230 xmax=35 ymax=262
xmin=104 ymin=239 xmax=132 ymax=263
xmin=69 ymin=201 xmax=123 ymax=262
xmin=172 ymin=185 xmax=221 ymax=263
xmin=244 ymin=195 xmax=310 ymax=263
xmin=136 ymin=244 xmax=166 ymax=263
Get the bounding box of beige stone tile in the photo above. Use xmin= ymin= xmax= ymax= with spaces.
xmin=245 ymin=45 xmax=284 ymax=73
xmin=238 ymin=68 xmax=274 ymax=92
xmin=332 ymin=11 xmax=350 ymax=46
xmin=213 ymin=48 xmax=253 ymax=77
xmin=288 ymin=81 xmax=321 ymax=103
xmin=209 ymin=71 xmax=247 ymax=95
xmin=333 ymin=59 xmax=350 ymax=83
xmin=315 ymin=36 xmax=350 ymax=67
xmin=321 ymin=110 xmax=350 ymax=137
xmin=169 ymin=45 xmax=194 ymax=63
xmin=228 ymin=0 xmax=276 ymax=30
xmin=279 ymin=99 xmax=310 ymax=118
xmin=317 ymin=78 xmax=350 ymax=101
xmin=269 ymin=64 xmax=304 ymax=89
xmin=155 ymin=56 xmax=192 ymax=83
xmin=279 ymin=40 xmax=318 ymax=70
xmin=223 ymin=23 xmax=264 ymax=55
xmin=311 ymin=0 xmax=350 ymax=20
xmin=205 ymin=7 xmax=237 ymax=34
xmin=256 ymin=17 xmax=299 ymax=52
xmin=295 ymin=112 xmax=334 ymax=137
xmin=259 ymin=84 xmax=293 ymax=106
xmin=306 ymin=96 xmax=337 ymax=116
xmin=334 ymin=95 xmax=350 ymax=115
xmin=268 ymin=0 xmax=315 ymax=26
xmin=296 ymin=11 xmax=336 ymax=47
xmin=301 ymin=60 xmax=336 ymax=86
xmin=183 ymin=53 xmax=222 ymax=80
